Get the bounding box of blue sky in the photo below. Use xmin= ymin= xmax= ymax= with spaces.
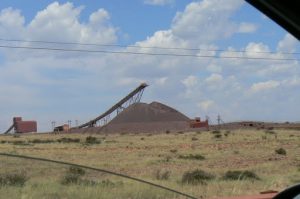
xmin=0 ymin=0 xmax=299 ymax=132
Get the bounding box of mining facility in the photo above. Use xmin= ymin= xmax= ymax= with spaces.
xmin=68 ymin=83 xmax=209 ymax=134
xmin=2 ymin=83 xmax=209 ymax=134
xmin=4 ymin=117 xmax=37 ymax=134
xmin=3 ymin=83 xmax=299 ymax=135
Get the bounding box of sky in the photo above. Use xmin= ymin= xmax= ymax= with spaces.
xmin=0 ymin=0 xmax=299 ymax=132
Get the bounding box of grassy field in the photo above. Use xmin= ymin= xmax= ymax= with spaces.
xmin=0 ymin=129 xmax=299 ymax=199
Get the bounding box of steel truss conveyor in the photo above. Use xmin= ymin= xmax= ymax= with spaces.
xmin=76 ymin=83 xmax=148 ymax=129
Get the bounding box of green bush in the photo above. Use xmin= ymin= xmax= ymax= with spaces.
xmin=61 ymin=173 xmax=80 ymax=185
xmin=85 ymin=136 xmax=100 ymax=144
xmin=155 ymin=170 xmax=171 ymax=180
xmin=61 ymin=166 xmax=86 ymax=185
xmin=212 ymin=130 xmax=221 ymax=134
xmin=170 ymin=149 xmax=177 ymax=153
xmin=275 ymin=148 xmax=287 ymax=155
xmin=68 ymin=166 xmax=85 ymax=176
xmin=214 ymin=134 xmax=222 ymax=139
xmin=31 ymin=139 xmax=55 ymax=144
xmin=0 ymin=173 xmax=28 ymax=187
xmin=265 ymin=130 xmax=276 ymax=135
xmin=181 ymin=169 xmax=215 ymax=185
xmin=57 ymin=137 xmax=80 ymax=143
xmin=178 ymin=154 xmax=205 ymax=161
xmin=222 ymin=170 xmax=260 ymax=181
xmin=224 ymin=130 xmax=231 ymax=137
xmin=13 ymin=134 xmax=20 ymax=138
xmin=11 ymin=140 xmax=29 ymax=145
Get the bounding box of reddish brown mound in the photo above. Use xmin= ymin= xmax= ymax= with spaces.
xmin=101 ymin=101 xmax=190 ymax=133
xmin=109 ymin=101 xmax=190 ymax=124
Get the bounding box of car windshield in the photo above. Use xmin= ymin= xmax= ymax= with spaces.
xmin=0 ymin=0 xmax=299 ymax=199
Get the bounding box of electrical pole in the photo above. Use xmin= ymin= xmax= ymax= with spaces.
xmin=67 ymin=120 xmax=72 ymax=128
xmin=51 ymin=121 xmax=56 ymax=131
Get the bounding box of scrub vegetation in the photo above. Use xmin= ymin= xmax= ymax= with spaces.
xmin=0 ymin=129 xmax=299 ymax=199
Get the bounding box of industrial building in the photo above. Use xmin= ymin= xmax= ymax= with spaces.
xmin=190 ymin=117 xmax=209 ymax=129
xmin=4 ymin=117 xmax=37 ymax=134
xmin=54 ymin=124 xmax=70 ymax=132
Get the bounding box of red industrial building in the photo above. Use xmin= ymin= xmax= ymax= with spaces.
xmin=4 ymin=117 xmax=37 ymax=134
xmin=54 ymin=124 xmax=70 ymax=132
xmin=190 ymin=117 xmax=209 ymax=129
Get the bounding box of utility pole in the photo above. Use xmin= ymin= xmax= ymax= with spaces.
xmin=51 ymin=121 xmax=56 ymax=131
xmin=67 ymin=120 xmax=72 ymax=128
xmin=217 ymin=115 xmax=221 ymax=126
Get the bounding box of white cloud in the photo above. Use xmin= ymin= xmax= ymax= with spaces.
xmin=0 ymin=7 xmax=25 ymax=37
xmin=237 ymin=22 xmax=257 ymax=33
xmin=1 ymin=1 xmax=300 ymax=131
xmin=182 ymin=75 xmax=198 ymax=88
xmin=171 ymin=0 xmax=243 ymax=45
xmin=197 ymin=100 xmax=215 ymax=111
xmin=250 ymin=80 xmax=280 ymax=93
xmin=205 ymin=73 xmax=223 ymax=84
xmin=155 ymin=77 xmax=168 ymax=85
xmin=144 ymin=0 xmax=174 ymax=6
xmin=26 ymin=2 xmax=117 ymax=44
xmin=277 ymin=33 xmax=299 ymax=53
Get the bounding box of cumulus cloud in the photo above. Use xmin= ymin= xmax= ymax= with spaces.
xmin=182 ymin=75 xmax=198 ymax=88
xmin=0 ymin=2 xmax=118 ymax=44
xmin=250 ymin=80 xmax=280 ymax=93
xmin=0 ymin=1 xmax=300 ymax=131
xmin=144 ymin=0 xmax=174 ymax=6
xmin=205 ymin=73 xmax=223 ymax=84
xmin=277 ymin=33 xmax=299 ymax=53
xmin=237 ymin=22 xmax=257 ymax=33
xmin=197 ymin=100 xmax=215 ymax=111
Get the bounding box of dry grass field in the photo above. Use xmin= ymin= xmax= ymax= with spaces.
xmin=0 ymin=129 xmax=299 ymax=199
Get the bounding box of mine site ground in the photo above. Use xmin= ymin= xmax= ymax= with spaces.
xmin=0 ymin=129 xmax=299 ymax=199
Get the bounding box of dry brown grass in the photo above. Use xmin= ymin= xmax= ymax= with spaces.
xmin=0 ymin=129 xmax=299 ymax=198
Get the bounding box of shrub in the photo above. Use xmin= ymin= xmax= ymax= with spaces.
xmin=191 ymin=137 xmax=198 ymax=141
xmin=0 ymin=140 xmax=8 ymax=144
xmin=31 ymin=139 xmax=55 ymax=144
xmin=214 ymin=134 xmax=222 ymax=139
xmin=275 ymin=148 xmax=287 ymax=155
xmin=265 ymin=130 xmax=276 ymax=135
xmin=170 ymin=149 xmax=177 ymax=153
xmin=0 ymin=173 xmax=28 ymax=187
xmin=61 ymin=173 xmax=80 ymax=185
xmin=182 ymin=169 xmax=215 ymax=185
xmin=68 ymin=166 xmax=85 ymax=176
xmin=261 ymin=135 xmax=267 ymax=140
xmin=212 ymin=130 xmax=221 ymax=134
xmin=13 ymin=134 xmax=20 ymax=138
xmin=224 ymin=130 xmax=231 ymax=137
xmin=61 ymin=166 xmax=85 ymax=185
xmin=222 ymin=170 xmax=260 ymax=181
xmin=80 ymin=179 xmax=120 ymax=187
xmin=11 ymin=140 xmax=29 ymax=145
xmin=165 ymin=130 xmax=170 ymax=134
xmin=155 ymin=170 xmax=171 ymax=180
xmin=57 ymin=137 xmax=80 ymax=143
xmin=85 ymin=136 xmax=100 ymax=144
xmin=178 ymin=154 xmax=205 ymax=161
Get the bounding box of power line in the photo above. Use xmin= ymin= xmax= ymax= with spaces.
xmin=0 ymin=38 xmax=299 ymax=55
xmin=0 ymin=44 xmax=299 ymax=61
